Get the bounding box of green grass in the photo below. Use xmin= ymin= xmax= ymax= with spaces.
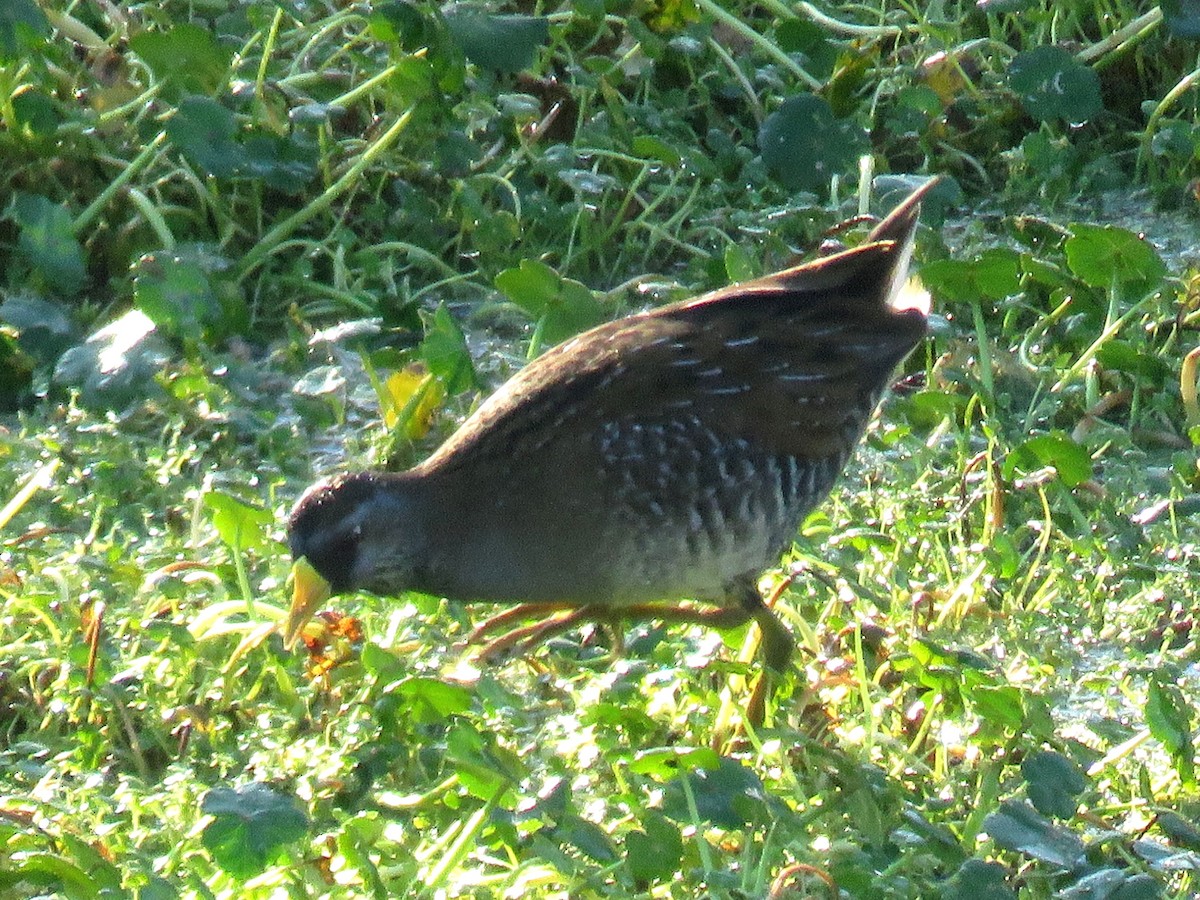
xmin=3 ymin=1 xmax=1200 ymax=898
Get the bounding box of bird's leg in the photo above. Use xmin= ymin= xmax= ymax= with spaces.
xmin=473 ymin=606 xmax=598 ymax=663
xmin=467 ymin=593 xmax=793 ymax=696
xmin=468 ymin=602 xmax=578 ymax=643
xmin=469 ymin=600 xmax=753 ymax=659
xmin=740 ymin=576 xmax=797 ymax=726
xmin=748 ymin=577 xmax=797 ymax=673
xmin=616 ymin=602 xmax=754 ymax=630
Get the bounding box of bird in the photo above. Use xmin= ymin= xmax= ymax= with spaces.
xmin=284 ymin=178 xmax=936 ymax=715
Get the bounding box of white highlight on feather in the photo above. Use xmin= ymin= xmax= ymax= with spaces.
xmin=891 ymin=274 xmax=931 ymax=316
xmin=881 ymin=195 xmax=930 ymax=316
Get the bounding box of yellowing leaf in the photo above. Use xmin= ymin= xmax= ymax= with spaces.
xmin=382 ymin=367 xmax=443 ymax=438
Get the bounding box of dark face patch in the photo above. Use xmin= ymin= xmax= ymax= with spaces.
xmin=287 ymin=472 xmax=382 ymax=592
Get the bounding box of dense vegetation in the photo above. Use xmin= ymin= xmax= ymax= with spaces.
xmin=2 ymin=1 xmax=1199 ymax=897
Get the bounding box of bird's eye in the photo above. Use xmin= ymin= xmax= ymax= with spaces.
xmin=352 ymin=524 xmax=362 ymax=538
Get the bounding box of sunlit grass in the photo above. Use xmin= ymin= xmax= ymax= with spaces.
xmin=2 ymin=0 xmax=1199 ymax=897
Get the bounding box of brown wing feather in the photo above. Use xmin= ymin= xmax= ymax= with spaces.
xmin=421 ymin=182 xmax=931 ymax=472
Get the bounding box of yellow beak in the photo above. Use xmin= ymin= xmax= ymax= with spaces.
xmin=283 ymin=557 xmax=332 ymax=648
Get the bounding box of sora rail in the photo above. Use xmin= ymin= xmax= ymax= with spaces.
xmin=285 ymin=179 xmax=936 ymax=705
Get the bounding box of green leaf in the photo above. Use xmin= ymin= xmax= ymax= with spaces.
xmin=1004 ymin=432 xmax=1092 ymax=488
xmin=970 ymin=685 xmax=1026 ymax=732
xmin=1155 ymin=811 xmax=1200 ymax=851
xmin=941 ymin=858 xmax=1014 ymax=900
xmin=241 ymin=132 xmax=318 ymax=192
xmin=919 ymin=249 xmax=1021 ymax=303
xmin=444 ymin=12 xmax=549 ymax=73
xmin=0 ymin=294 xmax=76 ymax=363
xmin=1163 ymin=0 xmax=1200 ymax=39
xmin=369 ymin=0 xmax=428 ymax=49
xmin=774 ymin=19 xmax=836 ymax=78
xmin=1022 ymin=750 xmax=1086 ymax=819
xmin=1146 ymin=673 xmax=1195 ymax=786
xmin=1 ymin=852 xmax=104 ymax=896
xmin=1095 ymin=341 xmax=1172 ymax=383
xmin=166 ymin=95 xmax=246 ymax=177
xmin=133 ymin=252 xmax=222 ymax=342
xmin=201 ymin=784 xmax=309 ymax=881
xmin=420 ymin=305 xmax=476 ymax=394
xmin=204 ymin=490 xmax=272 ymax=552
xmin=0 ymin=330 xmax=33 ymax=410
xmin=1150 ymin=119 xmax=1196 ymax=159
xmin=630 ymin=135 xmax=682 ymax=168
xmin=392 ymin=676 xmax=473 ymax=724
xmin=1008 ymin=46 xmax=1101 ymax=122
xmin=516 ymin=775 xmax=570 ymax=825
xmin=630 ymin=746 xmax=722 ymax=779
xmin=1111 ymin=874 xmax=1161 ymax=900
xmin=389 ymin=54 xmax=438 ymax=105
xmin=723 ymin=243 xmax=757 ymax=283
xmin=625 ymin=812 xmax=683 ymax=883
xmin=129 ymin=24 xmax=231 ymax=97
xmin=7 ymin=193 xmax=86 ymax=296
xmin=982 ymin=800 xmax=1085 ymax=868
xmin=1066 ymin=869 xmax=1162 ymax=900
xmin=1065 ymin=224 xmax=1167 ymax=290
xmin=0 ymin=0 xmax=49 ymax=56
xmin=555 ymin=816 xmax=617 ymax=862
xmin=445 ymin=722 xmax=524 ymax=800
xmin=886 ymin=84 xmax=941 ymax=137
xmin=898 ymin=389 xmax=968 ymax=430
xmin=472 ymin=207 xmax=520 ymax=256
xmin=361 ymin=643 xmax=408 ymax=682
xmin=758 ymin=95 xmax=867 ymax=192
xmin=13 ymin=90 xmax=59 ymax=137
xmin=494 ymin=259 xmax=606 ymax=346
xmin=660 ymin=757 xmax=768 ymax=829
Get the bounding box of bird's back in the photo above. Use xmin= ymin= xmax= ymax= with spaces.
xmin=410 ymin=184 xmax=933 ymax=605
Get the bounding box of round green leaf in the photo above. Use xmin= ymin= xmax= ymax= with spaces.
xmin=919 ymin=249 xmax=1021 ymax=303
xmin=8 ymin=193 xmax=86 ymax=296
xmin=1008 ymin=46 xmax=1101 ymax=122
xmin=1064 ymin=223 xmax=1166 ymax=289
xmin=494 ymin=259 xmax=606 ymax=346
xmin=204 ymin=490 xmax=272 ymax=551
xmin=133 ymin=253 xmax=220 ymax=342
xmin=1004 ymin=432 xmax=1092 ymax=487
xmin=1022 ymin=750 xmax=1086 ymax=819
xmin=12 ymin=89 xmax=59 ymax=136
xmin=758 ymin=95 xmax=867 ymax=192
xmin=393 ymin=676 xmax=473 ymax=724
xmin=52 ymin=310 xmax=172 ymax=409
xmin=167 ymin=95 xmax=246 ymax=177
xmin=629 ymin=746 xmax=721 ymax=779
xmin=241 ymin=133 xmax=318 ymax=192
xmin=129 ymin=23 xmax=231 ymax=98
xmin=201 ymin=784 xmax=309 ymax=881
xmin=942 ymin=858 xmax=1015 ymax=900
xmin=982 ymin=799 xmax=1085 ymax=868
xmin=660 ymin=757 xmax=768 ymax=829
xmin=624 ymin=812 xmax=682 ymax=884
xmin=0 ymin=293 xmax=75 ymax=363
xmin=444 ymin=12 xmax=549 ymax=73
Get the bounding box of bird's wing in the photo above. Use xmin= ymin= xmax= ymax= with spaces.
xmin=424 ymin=181 xmax=933 ymax=470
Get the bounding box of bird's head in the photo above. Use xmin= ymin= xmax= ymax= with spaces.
xmin=283 ymin=471 xmax=425 ymax=646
